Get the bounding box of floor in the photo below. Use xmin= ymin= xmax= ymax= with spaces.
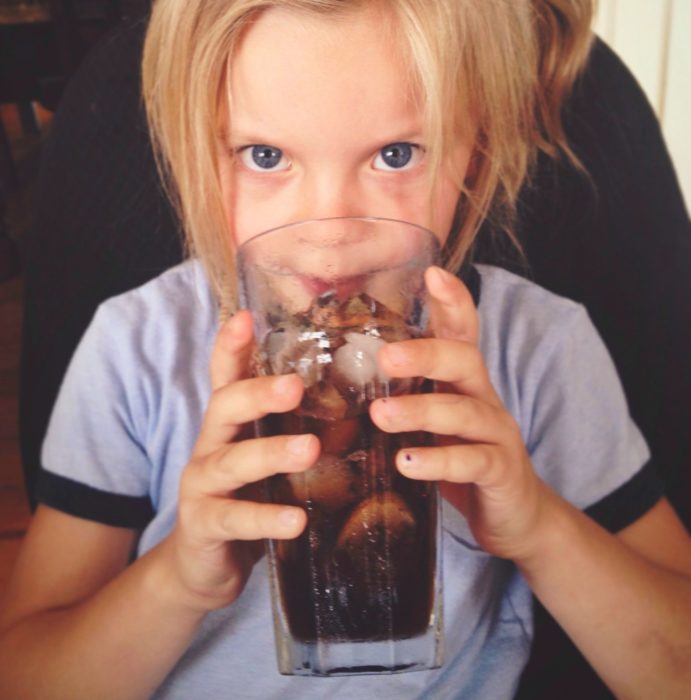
xmin=0 ymin=101 xmax=52 ymax=597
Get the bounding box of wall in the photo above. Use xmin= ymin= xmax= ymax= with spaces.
xmin=594 ymin=0 xmax=691 ymax=211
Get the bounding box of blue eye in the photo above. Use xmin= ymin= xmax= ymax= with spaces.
xmin=373 ymin=143 xmax=421 ymax=171
xmin=239 ymin=145 xmax=290 ymax=171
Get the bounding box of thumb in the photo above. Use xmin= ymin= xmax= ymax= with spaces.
xmin=425 ymin=266 xmax=479 ymax=345
xmin=209 ymin=309 xmax=255 ymax=391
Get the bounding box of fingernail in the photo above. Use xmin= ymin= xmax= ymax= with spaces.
xmin=278 ymin=508 xmax=301 ymax=529
xmin=273 ymin=374 xmax=297 ymax=395
xmin=378 ymin=397 xmax=399 ymax=415
xmin=286 ymin=434 xmax=312 ymax=456
xmin=399 ymin=450 xmax=421 ymax=471
xmin=228 ymin=311 xmax=250 ymax=338
xmin=431 ymin=266 xmax=454 ymax=286
xmin=429 ymin=267 xmax=460 ymax=301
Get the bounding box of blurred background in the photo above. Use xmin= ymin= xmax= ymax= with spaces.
xmin=1 ymin=0 xmax=152 ymax=280
xmin=0 ymin=0 xmax=152 ymax=593
xmin=594 ymin=0 xmax=690 ymax=209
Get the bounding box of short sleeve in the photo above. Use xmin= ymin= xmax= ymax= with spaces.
xmin=37 ymin=299 xmax=156 ymax=528
xmin=522 ymin=303 xmax=658 ymax=520
xmin=476 ymin=266 xmax=662 ymax=533
xmin=37 ymin=262 xmax=217 ymax=531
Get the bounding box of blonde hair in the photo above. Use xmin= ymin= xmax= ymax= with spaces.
xmin=142 ymin=0 xmax=594 ymax=305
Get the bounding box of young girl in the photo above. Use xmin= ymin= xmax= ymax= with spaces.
xmin=2 ymin=1 xmax=690 ymax=698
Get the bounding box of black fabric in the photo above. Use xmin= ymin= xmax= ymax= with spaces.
xmin=36 ymin=469 xmax=154 ymax=529
xmin=508 ymin=40 xmax=691 ymax=700
xmin=20 ymin=16 xmax=184 ymax=507
xmin=458 ymin=262 xmax=481 ymax=307
xmin=19 ymin=20 xmax=691 ymax=700
xmin=585 ymin=460 xmax=663 ymax=533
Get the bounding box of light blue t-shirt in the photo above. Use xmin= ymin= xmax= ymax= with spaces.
xmin=41 ymin=261 xmax=651 ymax=699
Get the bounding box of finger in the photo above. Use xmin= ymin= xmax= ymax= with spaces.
xmin=396 ymin=442 xmax=506 ymax=488
xmin=370 ymin=391 xmax=514 ymax=441
xmin=191 ymin=497 xmax=307 ymax=541
xmin=425 ymin=266 xmax=479 ymax=344
xmin=194 ymin=373 xmax=304 ymax=457
xmin=378 ymin=338 xmax=502 ymax=406
xmin=186 ymin=433 xmax=319 ymax=495
xmin=209 ymin=310 xmax=255 ymax=392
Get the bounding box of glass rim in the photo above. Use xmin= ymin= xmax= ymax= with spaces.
xmin=236 ymin=216 xmax=439 ymax=252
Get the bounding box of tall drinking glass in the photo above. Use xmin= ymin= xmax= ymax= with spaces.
xmin=237 ymin=217 xmax=443 ymax=676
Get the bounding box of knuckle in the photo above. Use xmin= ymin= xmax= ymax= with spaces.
xmin=198 ymin=451 xmax=221 ymax=481
xmin=477 ymin=444 xmax=495 ymax=477
xmin=251 ymin=507 xmax=267 ymax=539
xmin=177 ymin=496 xmax=200 ymax=533
xmin=218 ymin=501 xmax=269 ymax=541
xmin=416 ymin=338 xmax=435 ymax=368
xmin=468 ymin=344 xmax=486 ymax=373
xmin=210 ymin=445 xmax=233 ymax=478
xmin=431 ymin=392 xmax=465 ymax=433
xmin=486 ymin=445 xmax=510 ymax=485
xmin=218 ymin=503 xmax=237 ymax=539
xmin=206 ymin=385 xmax=227 ymax=415
xmin=439 ymin=446 xmax=458 ymax=481
xmin=500 ymin=410 xmax=521 ymax=439
xmin=179 ymin=459 xmax=202 ymax=498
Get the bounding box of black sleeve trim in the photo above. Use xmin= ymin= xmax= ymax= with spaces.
xmin=584 ymin=461 xmax=664 ymax=533
xmin=36 ymin=469 xmax=155 ymax=529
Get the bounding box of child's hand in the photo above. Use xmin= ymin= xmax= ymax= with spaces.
xmin=168 ymin=310 xmax=317 ymax=611
xmin=371 ymin=267 xmax=548 ymax=563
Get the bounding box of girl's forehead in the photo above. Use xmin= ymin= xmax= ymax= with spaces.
xmin=226 ymin=6 xmax=423 ymax=138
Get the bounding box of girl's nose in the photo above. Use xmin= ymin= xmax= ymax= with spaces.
xmin=298 ymin=171 xmax=366 ymax=221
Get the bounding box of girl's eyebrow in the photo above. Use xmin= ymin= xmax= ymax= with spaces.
xmin=225 ymin=111 xmax=426 ymax=146
xmin=222 ymin=129 xmax=426 ymax=148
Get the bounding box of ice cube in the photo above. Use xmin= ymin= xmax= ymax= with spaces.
xmin=332 ymin=332 xmax=388 ymax=387
xmin=263 ymin=326 xmax=334 ymax=388
xmin=306 ymin=290 xmax=369 ymax=330
xmin=287 ymin=454 xmax=360 ymax=512
xmin=336 ymin=491 xmax=416 ymax=553
xmin=308 ymin=292 xmax=402 ymax=336
xmin=301 ymin=381 xmax=349 ymax=420
xmin=318 ymin=416 xmax=360 ymax=455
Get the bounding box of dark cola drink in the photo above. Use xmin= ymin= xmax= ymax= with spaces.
xmin=240 ymin=218 xmax=443 ymax=675
xmin=255 ymin=290 xmax=440 ymax=656
xmin=262 ymin=407 xmax=438 ymax=643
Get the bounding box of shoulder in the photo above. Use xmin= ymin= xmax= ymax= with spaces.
xmin=95 ymin=259 xmax=216 ymax=329
xmin=40 ymin=261 xmax=217 ymax=508
xmin=475 ymin=266 xmax=651 ymax=513
xmin=80 ymin=260 xmax=218 ymax=380
xmin=475 ymin=264 xmax=588 ymax=358
xmin=474 ymin=263 xmax=599 ymax=431
xmin=475 ymin=263 xmax=580 ymax=310
xmin=474 ymin=263 xmax=614 ymax=407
